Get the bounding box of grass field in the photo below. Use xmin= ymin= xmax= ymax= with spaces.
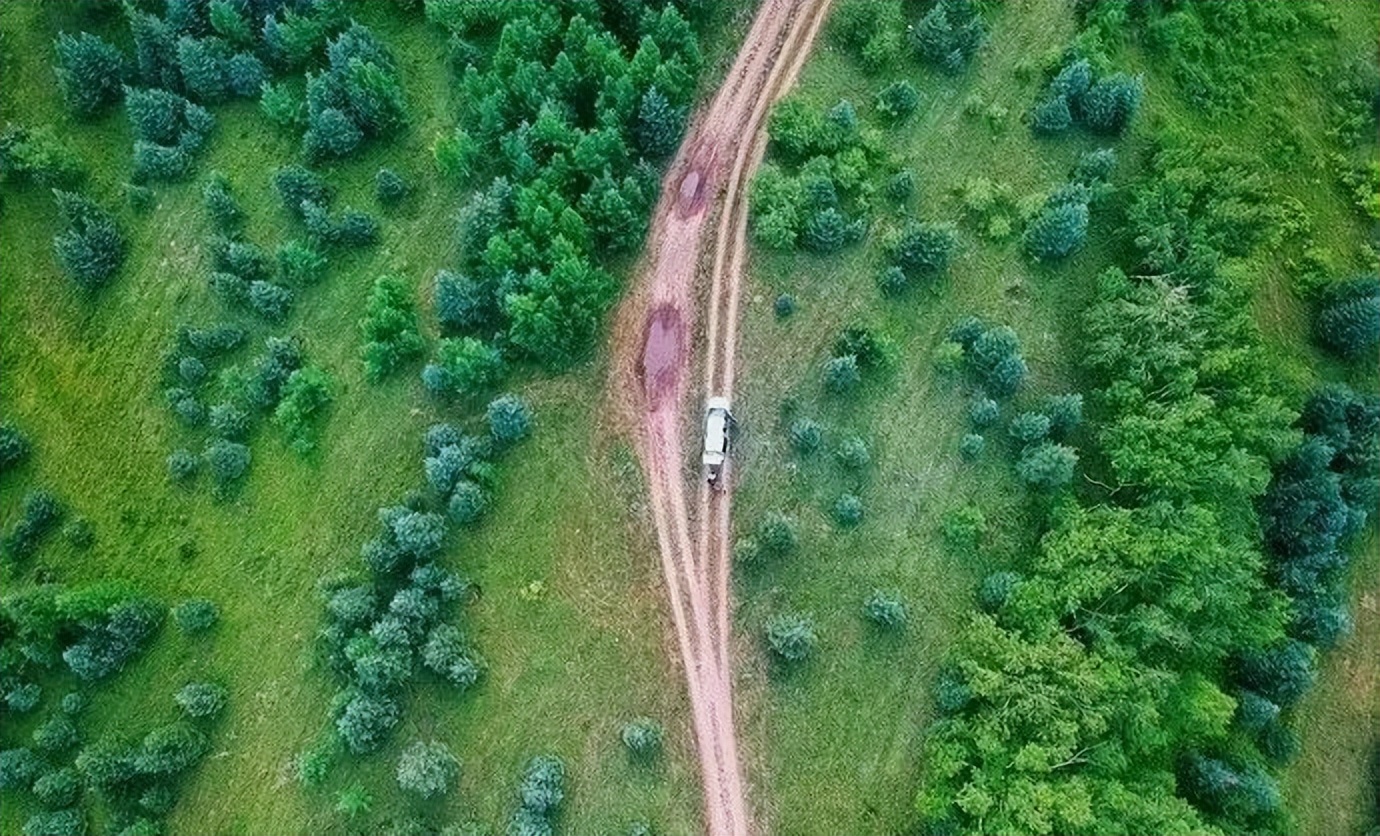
xmin=0 ymin=3 xmax=722 ymax=833
xmin=730 ymin=1 xmax=1380 ymax=833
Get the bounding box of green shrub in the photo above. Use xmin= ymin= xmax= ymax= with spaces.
xmin=421 ymin=624 xmax=482 ymax=690
xmin=1031 ymin=94 xmax=1072 ymax=134
xmin=360 ymin=276 xmax=425 ymax=382
xmin=201 ymin=172 xmax=242 ymax=231
xmin=396 ymin=740 xmax=459 ymax=799
xmin=173 ymin=598 xmax=218 ymax=634
xmin=835 ymin=436 xmax=870 ymax=469
xmin=832 ymin=493 xmax=864 ymax=528
xmin=941 ymin=504 xmax=985 ymax=551
xmin=335 ymin=783 xmax=373 ymax=819
xmin=52 ymin=190 xmax=126 ymax=290
xmin=447 ymin=481 xmax=489 ymax=526
xmin=54 ymin=32 xmax=126 ymax=118
xmin=135 ymin=721 xmax=209 ymax=775
xmin=33 ymin=716 xmax=79 ymax=753
xmin=0 ymin=124 xmax=86 ymax=188
xmin=1315 ymin=277 xmax=1380 ymax=359
xmin=958 ymin=433 xmax=985 ymax=461
xmin=1015 ymin=442 xmax=1078 ymax=490
xmin=756 ymin=512 xmax=798 ymax=558
xmin=620 ymin=718 xmax=664 ymax=761
xmin=273 ymin=367 xmax=334 ymax=454
xmin=175 ymin=681 xmax=227 ymax=719
xmin=863 ymin=589 xmax=907 ymax=629
xmin=875 ymin=80 xmax=921 ymax=122
xmin=277 ymin=239 xmax=326 ymax=286
xmin=517 ymin=754 xmax=566 ymax=814
xmin=1043 ymin=393 xmax=1084 ymax=438
xmin=0 ymin=422 xmax=30 ymax=473
xmin=1024 ymin=196 xmax=1089 ymax=260
xmin=247 ymin=280 xmax=294 ymax=321
xmin=259 ymin=80 xmax=303 ymax=130
xmin=789 ymin=418 xmax=822 ymax=454
xmin=32 ymin=767 xmax=79 ymax=809
xmin=1009 ymin=412 xmax=1052 ymax=445
xmin=335 ymin=690 xmax=400 ymax=754
xmin=487 ymin=394 xmax=533 ymax=449
xmin=375 ymin=168 xmax=409 ymax=205
xmin=978 ymin=571 xmax=1020 ymax=611
xmin=22 ymin=809 xmax=85 ymax=836
xmin=295 ymin=736 xmax=336 ymax=790
xmin=824 ymin=354 xmax=861 ymax=394
xmin=774 ymin=293 xmax=797 ymax=318
xmin=203 ymin=439 xmax=250 ymax=499
xmin=765 ymin=612 xmax=817 ymax=662
xmin=911 ymin=0 xmax=986 ymax=73
xmin=6 ymin=683 xmax=41 ymax=713
xmin=968 ymin=397 xmax=999 ymax=428
xmin=888 ymin=222 xmax=956 ymax=282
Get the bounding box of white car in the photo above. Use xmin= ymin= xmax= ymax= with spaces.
xmin=702 ymin=396 xmax=733 ymax=487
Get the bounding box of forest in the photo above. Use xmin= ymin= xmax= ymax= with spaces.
xmin=1 ymin=1 xmax=1376 ymax=835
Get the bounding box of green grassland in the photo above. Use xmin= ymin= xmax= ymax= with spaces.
xmin=0 ymin=3 xmax=712 ymax=834
xmin=731 ymin=1 xmax=1379 ymax=834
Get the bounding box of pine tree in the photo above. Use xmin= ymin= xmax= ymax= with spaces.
xmin=1024 ymin=194 xmax=1089 ymax=260
xmin=1031 ymin=94 xmax=1072 ymax=135
xmin=177 ymin=36 xmax=230 ymax=103
xmin=54 ymin=32 xmax=127 ymax=118
xmin=635 ymin=87 xmax=683 ymax=160
xmin=1078 ymin=73 xmax=1144 ymax=135
xmin=128 ymin=10 xmax=181 ymax=89
xmin=1316 ymin=285 xmax=1380 ymax=359
xmin=51 ymin=190 xmax=126 ymax=289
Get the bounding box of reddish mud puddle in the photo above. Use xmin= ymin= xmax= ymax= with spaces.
xmin=642 ymin=305 xmax=683 ymax=409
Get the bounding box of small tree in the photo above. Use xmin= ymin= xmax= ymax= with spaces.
xmin=335 ymin=691 xmax=400 ymax=754
xmin=864 ymin=589 xmax=907 ymax=629
xmin=54 ymin=32 xmax=127 ymax=118
xmin=52 ymin=190 xmax=126 ymax=289
xmin=875 ymin=80 xmax=921 ymax=122
xmin=1024 ymin=198 xmax=1089 ymax=260
xmin=375 ymin=168 xmax=409 ymax=206
xmin=1030 ymin=94 xmax=1072 ymax=135
xmin=1316 ymin=281 xmax=1380 ymax=359
xmin=422 ymin=624 xmax=482 ymax=690
xmin=487 ymin=394 xmax=533 ymax=449
xmin=447 ymin=481 xmax=489 ymax=526
xmin=32 ymin=767 xmax=79 ymax=808
xmin=1015 ymin=442 xmax=1077 ymax=490
xmin=765 ymin=612 xmax=817 ymax=662
xmin=968 ymin=397 xmax=999 ymax=428
xmin=836 ymin=436 xmax=870 ymax=469
xmin=175 ymin=681 xmax=227 ymax=718
xmin=0 ymin=423 xmax=30 ymax=473
xmin=789 ymin=418 xmax=822 ymax=454
xmin=635 ymin=87 xmax=684 ymax=160
xmin=620 ymin=718 xmax=664 ymax=761
xmin=173 ymin=598 xmax=218 ymax=634
xmin=832 ymin=493 xmax=864 ymax=528
xmin=958 ymin=433 xmax=985 ymax=461
xmin=1043 ymin=393 xmax=1084 ymax=439
xmin=260 ymin=80 xmax=304 ymax=130
xmin=335 ymin=784 xmax=373 ymax=819
xmin=203 ymin=439 xmax=250 ymax=499
xmin=1078 ymin=73 xmax=1143 ymax=135
xmin=1008 ymin=411 xmax=1051 ymax=445
xmin=889 ymin=222 xmax=956 ymax=281
xmin=396 ymin=740 xmax=459 ymax=799
xmin=978 ymin=571 xmax=1020 ymax=611
xmin=756 ymin=512 xmax=798 ymax=558
xmin=273 ymin=367 xmax=334 ymax=454
xmin=277 ymin=239 xmax=327 ymax=286
xmin=824 ymin=354 xmax=861 ymax=393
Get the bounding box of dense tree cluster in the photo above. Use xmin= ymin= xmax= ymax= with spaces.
xmin=915 ymin=137 xmax=1339 ymax=835
xmin=1031 ymin=57 xmax=1143 ymax=137
xmin=751 ymin=98 xmax=881 ymax=253
xmin=301 ymin=23 xmax=407 ymax=162
xmin=418 ymin=0 xmax=707 ymax=369
xmin=124 ymin=85 xmax=216 ymax=182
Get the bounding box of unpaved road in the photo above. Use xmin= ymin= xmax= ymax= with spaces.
xmin=614 ymin=2 xmax=832 ymax=834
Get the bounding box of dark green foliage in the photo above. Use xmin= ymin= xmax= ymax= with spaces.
xmin=830 ymin=0 xmax=904 ymax=72
xmin=517 ymin=754 xmax=566 ymax=816
xmin=166 ymin=387 xmax=205 ymax=427
xmin=203 ymin=439 xmax=250 ymax=499
xmin=421 ymin=624 xmax=482 ymax=690
xmin=1079 ymin=73 xmax=1145 ymax=135
xmin=958 ymin=433 xmax=985 ymax=461
xmin=636 ymin=87 xmax=684 ymax=160
xmin=212 ymin=238 xmax=271 ymax=281
xmin=273 ymin=165 xmax=333 ymax=217
xmin=968 ymin=324 xmax=1028 ymax=398
xmin=836 ymin=435 xmax=870 ymax=469
xmin=447 ymin=482 xmax=489 ymax=527
xmin=332 ymin=209 xmax=379 ymax=248
xmin=0 ymin=124 xmax=87 ymax=188
xmin=756 ymin=512 xmax=798 ymax=558
xmin=335 ymin=690 xmax=401 ymax=754
xmin=977 ymin=571 xmax=1019 ymax=612
xmin=774 ymin=293 xmax=797 ymax=318
xmin=7 ymin=683 xmax=41 ymax=713
xmin=273 ymin=367 xmax=334 ymax=455
xmin=21 ymin=809 xmax=85 ymax=836
xmin=434 ymin=270 xmax=493 ymax=335
xmin=823 ymin=354 xmax=861 ymax=394
xmin=888 ymin=222 xmax=956 ymax=283
xmin=912 ymin=0 xmax=986 ymax=73
xmin=300 ymin=24 xmax=406 ymax=162
xmin=52 ymin=190 xmax=126 ymax=290
xmin=1043 ymin=393 xmax=1084 ymax=439
xmin=396 ymin=740 xmax=459 ymax=799
xmin=802 ymin=206 xmax=849 ymax=254
xmin=765 ymin=612 xmax=817 ymax=662
xmin=177 ymin=324 xmax=245 ymax=357
xmin=875 ymin=80 xmax=920 ymax=122
xmin=54 ymin=31 xmax=126 ymax=118
xmin=621 ymin=718 xmax=663 ymax=761
xmin=175 ymin=681 xmax=227 ymax=718
xmin=32 ymin=768 xmax=80 ymax=809
xmin=128 ymin=10 xmax=179 ymax=90
xmin=208 ymin=403 xmax=248 ymax=441
xmin=62 ymin=596 xmax=162 ymax=681
xmin=1073 ymin=148 xmax=1118 ymax=185
xmin=968 ymin=396 xmax=999 ymax=428
xmin=4 ymin=489 xmax=64 ymax=562
xmin=136 ymin=721 xmax=208 ymax=775
xmin=173 ymin=598 xmax=218 ymax=634
xmin=788 ymin=418 xmax=822 ymax=454
xmin=1025 ymin=189 xmax=1090 ymax=260
xmin=177 ymin=35 xmax=230 ymax=103
xmin=863 ymin=589 xmax=906 ymax=629
xmin=1031 ymin=94 xmax=1072 ymax=134
xmin=247 ymin=280 xmax=294 ymax=322
xmin=276 ymin=240 xmax=326 ymax=287
xmin=375 ymin=168 xmax=409 ymax=205
xmin=201 ymin=172 xmax=242 ymax=231
xmin=832 ymin=493 xmax=863 ymax=528
xmin=1235 ymin=639 xmax=1316 ymax=708
xmin=225 ymin=52 xmax=266 ymax=98
xmin=33 ymin=716 xmax=79 ymax=753
xmin=887 ymin=169 xmax=915 ymax=203
xmin=360 ymin=276 xmax=425 ymax=382
xmin=1315 ymin=276 xmax=1380 ymax=359
xmin=1015 ymin=441 xmax=1078 ymax=490
xmin=177 ymin=356 xmax=207 ymax=385
xmin=1008 ymin=412 xmax=1051 ymax=445
xmin=0 ymin=748 xmax=42 ymax=789
xmin=1182 ymin=754 xmax=1280 ymax=824
xmin=166 ymin=448 xmax=199 ymax=484
xmin=487 ymin=394 xmax=533 ymax=449
xmin=304 ymin=106 xmax=362 ymax=160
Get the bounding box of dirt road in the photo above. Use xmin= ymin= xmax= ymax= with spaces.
xmin=613 ymin=2 xmax=832 ymax=834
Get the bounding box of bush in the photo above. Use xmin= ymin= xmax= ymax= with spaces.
xmin=0 ymin=748 xmax=42 ymax=790
xmin=958 ymin=433 xmax=985 ymax=461
xmin=435 ymin=270 xmax=493 ymax=334
xmin=52 ymin=190 xmax=126 ymax=289
xmin=334 ymin=209 xmax=379 ymax=248
xmin=4 ymin=489 xmax=64 ymax=562
xmin=968 ymin=397 xmax=999 ymax=428
xmin=1024 ymin=197 xmax=1089 ymax=260
xmin=428 ymin=338 xmax=505 ymax=399
xmin=888 ymin=222 xmax=956 ymax=281
xmin=175 ymin=681 xmax=227 ymax=718
xmin=875 ymin=80 xmax=921 ymax=122
xmin=360 ymin=276 xmax=425 ymax=382
xmin=518 ymin=754 xmax=566 ymax=815
xmin=277 ymin=239 xmax=326 ymax=287
xmin=274 ymin=367 xmax=334 ymax=454
xmin=765 ymin=612 xmax=817 ymax=662
xmin=1009 ymin=411 xmax=1052 ymax=445
xmin=22 ymin=809 xmax=85 ymax=836
xmin=864 ymin=589 xmax=907 ymax=629
xmin=32 ymin=768 xmax=79 ymax=809
xmin=802 ymin=206 xmax=850 ymax=254
xmin=33 ymin=716 xmax=79 ymax=753
xmin=260 ymin=81 xmax=303 ymax=130
xmin=375 ymin=168 xmax=409 ymax=205
xmin=207 ymin=403 xmax=248 ymax=441
xmin=835 ymin=436 xmax=870 ymax=469
xmin=136 ymin=721 xmax=209 ymax=775
xmin=63 ymin=597 xmax=163 ymax=681
xmin=396 ymin=740 xmax=459 ymax=799
xmin=248 ymin=280 xmax=294 ymax=321
xmin=1031 ymin=94 xmax=1072 ymax=135
xmin=0 ymin=422 xmax=30 ymax=473
xmin=978 ymin=571 xmax=1020 ymax=611
xmin=0 ymin=124 xmax=86 ymax=188
xmin=1079 ymin=73 xmax=1144 ymax=135
xmin=273 ymin=164 xmax=333 ymax=217
xmin=756 ymin=512 xmax=798 ymax=558
xmin=912 ymin=0 xmax=986 ymax=72
xmin=6 ymin=683 xmax=41 ymax=713
xmin=941 ymin=504 xmax=985 ymax=551
xmin=202 ymin=172 xmax=242 ymax=231
xmin=174 ymin=598 xmax=218 ymax=634
xmin=203 ymin=439 xmax=250 ymax=499
xmin=447 ymin=481 xmax=489 ymax=527
xmin=774 ymin=293 xmax=797 ymax=318
xmin=54 ymin=32 xmax=126 ymax=118
xmin=335 ymin=690 xmax=401 ymax=754
xmin=789 ymin=418 xmax=822 ymax=454
xmin=620 ymin=718 xmax=664 ymax=760
xmin=824 ymin=354 xmax=861 ymax=394
xmin=1015 ymin=442 xmax=1078 ymax=490
xmin=422 ymin=624 xmax=482 ymax=690
xmin=1043 ymin=393 xmax=1084 ymax=439
xmin=487 ymin=394 xmax=533 ymax=449
xmin=832 ymin=493 xmax=864 ymax=528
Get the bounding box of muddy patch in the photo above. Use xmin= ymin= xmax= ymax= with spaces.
xmin=641 ymin=304 xmax=683 ymax=409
